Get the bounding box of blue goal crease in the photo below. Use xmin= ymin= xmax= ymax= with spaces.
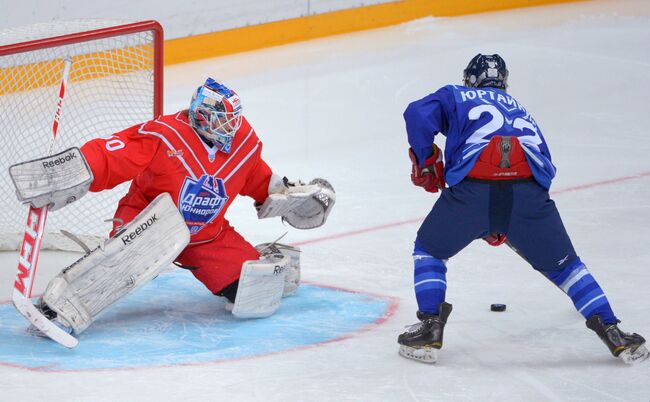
xmin=0 ymin=270 xmax=391 ymax=371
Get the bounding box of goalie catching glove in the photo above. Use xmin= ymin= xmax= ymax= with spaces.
xmin=256 ymin=174 xmax=335 ymax=229
xmin=9 ymin=147 xmax=93 ymax=211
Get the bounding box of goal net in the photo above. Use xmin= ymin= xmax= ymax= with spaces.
xmin=0 ymin=20 xmax=163 ymax=251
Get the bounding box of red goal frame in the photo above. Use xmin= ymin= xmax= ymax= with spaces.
xmin=0 ymin=20 xmax=164 ymax=117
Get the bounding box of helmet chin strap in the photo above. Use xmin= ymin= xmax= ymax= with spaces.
xmin=191 ymin=125 xmax=217 ymax=148
xmin=196 ymin=128 xmax=233 ymax=153
xmin=198 ymin=133 xmax=216 ymax=147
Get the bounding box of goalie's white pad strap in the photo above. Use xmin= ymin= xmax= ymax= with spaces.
xmin=232 ymin=250 xmax=288 ymax=319
xmin=42 ymin=193 xmax=190 ymax=334
xmin=9 ymin=147 xmax=93 ymax=211
xmin=257 ymin=178 xmax=336 ymax=229
xmin=255 ymin=242 xmax=301 ymax=297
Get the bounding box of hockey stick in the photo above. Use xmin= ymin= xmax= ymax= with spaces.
xmin=11 ymin=58 xmax=79 ymax=348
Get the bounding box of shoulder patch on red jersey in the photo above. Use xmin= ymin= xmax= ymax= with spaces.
xmin=167 ymin=149 xmax=184 ymax=158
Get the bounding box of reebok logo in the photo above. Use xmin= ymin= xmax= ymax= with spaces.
xmin=42 ymin=151 xmax=77 ymax=168
xmin=557 ymin=254 xmax=570 ymax=266
xmin=121 ymin=214 xmax=158 ymax=245
xmin=273 ymin=265 xmax=285 ymax=275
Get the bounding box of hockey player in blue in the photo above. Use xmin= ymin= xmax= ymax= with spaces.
xmin=397 ymin=54 xmax=648 ymax=365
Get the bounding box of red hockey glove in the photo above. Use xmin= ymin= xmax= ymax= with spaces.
xmin=409 ymin=145 xmax=445 ymax=193
xmin=483 ymin=233 xmax=507 ymax=247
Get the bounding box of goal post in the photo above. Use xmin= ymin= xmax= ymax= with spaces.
xmin=0 ymin=20 xmax=164 ymax=251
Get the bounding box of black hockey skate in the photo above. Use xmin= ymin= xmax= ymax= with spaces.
xmin=586 ymin=315 xmax=649 ymax=364
xmin=398 ymin=302 xmax=452 ymax=364
xmin=26 ymin=299 xmax=72 ymax=338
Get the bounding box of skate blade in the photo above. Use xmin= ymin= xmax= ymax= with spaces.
xmin=618 ymin=344 xmax=649 ymax=365
xmin=398 ymin=345 xmax=438 ymax=364
xmin=26 ymin=321 xmax=73 ymax=338
xmin=26 ymin=324 xmax=47 ymax=338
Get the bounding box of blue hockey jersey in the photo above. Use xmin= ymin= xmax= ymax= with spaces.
xmin=404 ymin=85 xmax=557 ymax=189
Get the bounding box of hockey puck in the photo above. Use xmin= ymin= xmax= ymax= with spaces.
xmin=490 ymin=303 xmax=506 ymax=312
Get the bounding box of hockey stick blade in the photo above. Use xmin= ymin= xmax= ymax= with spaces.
xmin=12 ymin=289 xmax=78 ymax=348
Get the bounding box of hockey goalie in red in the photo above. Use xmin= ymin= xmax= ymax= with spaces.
xmin=9 ymin=78 xmax=335 ymax=342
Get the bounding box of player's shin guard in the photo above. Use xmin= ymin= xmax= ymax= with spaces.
xmin=413 ymin=240 xmax=447 ymax=315
xmin=542 ymin=258 xmax=616 ymax=324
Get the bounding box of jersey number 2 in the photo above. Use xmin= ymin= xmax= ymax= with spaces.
xmin=466 ymin=104 xmax=542 ymax=150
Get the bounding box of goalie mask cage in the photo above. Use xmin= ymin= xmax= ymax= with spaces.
xmin=0 ymin=20 xmax=163 ymax=251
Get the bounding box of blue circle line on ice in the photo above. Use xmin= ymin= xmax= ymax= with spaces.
xmin=0 ymin=270 xmax=397 ymax=372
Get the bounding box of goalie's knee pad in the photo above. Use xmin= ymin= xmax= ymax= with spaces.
xmin=255 ymin=242 xmax=301 ymax=297
xmin=41 ymin=193 xmax=190 ymax=334
xmin=230 ymin=242 xmax=300 ymax=319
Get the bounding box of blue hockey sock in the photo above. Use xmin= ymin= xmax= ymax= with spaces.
xmin=543 ymin=258 xmax=617 ymax=324
xmin=413 ymin=240 xmax=447 ymax=315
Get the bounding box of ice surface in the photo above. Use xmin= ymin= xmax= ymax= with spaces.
xmin=1 ymin=0 xmax=649 ymax=400
xmin=0 ymin=271 xmax=393 ymax=371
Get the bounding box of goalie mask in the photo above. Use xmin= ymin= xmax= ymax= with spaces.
xmin=188 ymin=78 xmax=243 ymax=153
xmin=463 ymin=54 xmax=509 ymax=91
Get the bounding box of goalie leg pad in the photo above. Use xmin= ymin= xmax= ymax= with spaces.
xmin=255 ymin=242 xmax=301 ymax=297
xmin=231 ymin=247 xmax=292 ymax=319
xmin=9 ymin=147 xmax=93 ymax=211
xmin=41 ymin=193 xmax=190 ymax=334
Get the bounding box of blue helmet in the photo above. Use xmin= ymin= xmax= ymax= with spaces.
xmin=188 ymin=78 xmax=242 ymax=153
xmin=463 ymin=54 xmax=508 ymax=90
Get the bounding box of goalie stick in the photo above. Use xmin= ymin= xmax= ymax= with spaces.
xmin=11 ymin=58 xmax=79 ymax=348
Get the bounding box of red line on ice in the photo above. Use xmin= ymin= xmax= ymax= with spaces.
xmin=0 ymin=284 xmax=400 ymax=373
xmin=1 ymin=170 xmax=648 ymax=371
xmin=291 ymin=171 xmax=650 ymax=247
xmin=1 ymin=171 xmax=649 ymax=305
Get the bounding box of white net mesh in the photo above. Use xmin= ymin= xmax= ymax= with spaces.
xmin=0 ymin=20 xmax=162 ymax=251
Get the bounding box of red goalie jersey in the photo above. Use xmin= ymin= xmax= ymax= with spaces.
xmin=80 ymin=111 xmax=273 ymax=293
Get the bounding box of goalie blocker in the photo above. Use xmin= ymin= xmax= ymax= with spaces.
xmin=9 ymin=147 xmax=93 ymax=211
